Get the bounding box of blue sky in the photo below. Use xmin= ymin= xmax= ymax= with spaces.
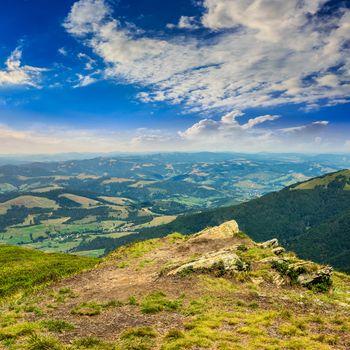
xmin=0 ymin=0 xmax=349 ymax=154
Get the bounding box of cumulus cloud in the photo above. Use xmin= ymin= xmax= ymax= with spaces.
xmin=177 ymin=111 xmax=336 ymax=152
xmin=0 ymin=48 xmax=46 ymax=87
xmin=201 ymin=0 xmax=326 ymax=43
xmin=63 ymin=0 xmax=350 ymax=113
xmin=180 ymin=111 xmax=279 ymax=140
xmin=0 ymin=115 xmax=342 ymax=154
xmin=178 ymin=111 xmax=282 ymax=151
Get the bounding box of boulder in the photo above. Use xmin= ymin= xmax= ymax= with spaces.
xmin=167 ymin=247 xmax=249 ymax=276
xmin=272 ymin=247 xmax=285 ymax=255
xmin=190 ymin=220 xmax=240 ymax=242
xmin=258 ymin=238 xmax=279 ymax=249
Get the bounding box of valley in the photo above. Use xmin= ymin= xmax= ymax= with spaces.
xmin=1 ymin=153 xmax=349 ymax=257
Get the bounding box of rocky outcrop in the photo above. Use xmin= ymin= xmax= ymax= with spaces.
xmin=167 ymin=247 xmax=250 ymax=276
xmin=271 ymin=259 xmax=333 ymax=291
xmin=258 ymin=238 xmax=279 ymax=249
xmin=272 ymin=247 xmax=285 ymax=255
xmin=297 ymin=265 xmax=333 ymax=289
xmin=258 ymin=238 xmax=286 ymax=255
xmin=190 ymin=220 xmax=240 ymax=242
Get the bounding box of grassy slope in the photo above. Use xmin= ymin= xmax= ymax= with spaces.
xmin=0 ymin=245 xmax=98 ymax=299
xmin=0 ymin=226 xmax=349 ymax=349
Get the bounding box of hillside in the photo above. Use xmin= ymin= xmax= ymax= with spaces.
xmin=1 ymin=153 xmax=347 ymax=257
xmin=0 ymin=245 xmax=97 ymax=299
xmin=0 ymin=221 xmax=349 ymax=349
xmin=135 ymin=170 xmax=350 ymax=273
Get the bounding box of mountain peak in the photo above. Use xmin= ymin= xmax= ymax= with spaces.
xmin=2 ymin=221 xmax=349 ymax=349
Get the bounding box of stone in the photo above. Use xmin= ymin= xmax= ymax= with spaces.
xmin=190 ymin=220 xmax=240 ymax=242
xmin=258 ymin=238 xmax=279 ymax=249
xmin=272 ymin=247 xmax=285 ymax=255
xmin=297 ymin=266 xmax=333 ymax=289
xmin=167 ymin=247 xmax=249 ymax=276
xmin=272 ymin=259 xmax=333 ymax=291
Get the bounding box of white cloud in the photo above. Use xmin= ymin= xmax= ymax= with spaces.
xmin=0 ymin=116 xmax=344 ymax=154
xmin=77 ymin=52 xmax=96 ymax=70
xmin=63 ymin=0 xmax=350 ymax=114
xmin=167 ymin=16 xmax=199 ymax=30
xmin=58 ymin=47 xmax=68 ymax=56
xmin=177 ymin=112 xmax=336 ymax=152
xmin=201 ymin=0 xmax=327 ymax=44
xmin=73 ymin=73 xmax=97 ymax=87
xmin=179 ymin=111 xmax=279 ymax=145
xmin=63 ymin=0 xmax=110 ymax=36
xmin=0 ymin=48 xmax=46 ymax=87
xmin=280 ymin=121 xmax=329 ymax=135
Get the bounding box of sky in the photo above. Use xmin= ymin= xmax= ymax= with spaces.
xmin=0 ymin=0 xmax=349 ymax=154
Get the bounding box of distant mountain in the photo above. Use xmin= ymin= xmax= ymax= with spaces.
xmin=140 ymin=170 xmax=350 ymax=273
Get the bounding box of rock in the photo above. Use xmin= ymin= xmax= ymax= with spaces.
xmin=272 ymin=259 xmax=333 ymax=291
xmin=190 ymin=220 xmax=240 ymax=242
xmin=258 ymin=238 xmax=279 ymax=249
xmin=297 ymin=266 xmax=333 ymax=290
xmin=271 ymin=271 xmax=286 ymax=287
xmin=272 ymin=247 xmax=285 ymax=255
xmin=167 ymin=247 xmax=249 ymax=276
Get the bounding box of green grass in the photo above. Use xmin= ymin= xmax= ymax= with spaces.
xmin=71 ymin=300 xmax=122 ymax=316
xmin=140 ymin=291 xmax=182 ymax=314
xmin=40 ymin=319 xmax=74 ymax=333
xmin=119 ymin=327 xmax=157 ymax=350
xmin=0 ymin=245 xmax=98 ymax=300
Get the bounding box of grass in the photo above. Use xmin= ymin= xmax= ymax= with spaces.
xmin=118 ymin=327 xmax=157 ymax=350
xmin=140 ymin=291 xmax=182 ymax=314
xmin=73 ymin=336 xmax=115 ymax=349
xmin=109 ymin=239 xmax=162 ymax=262
xmin=40 ymin=319 xmax=74 ymax=333
xmin=27 ymin=334 xmax=62 ymax=350
xmin=71 ymin=300 xmax=122 ymax=316
xmin=0 ymin=245 xmax=98 ymax=300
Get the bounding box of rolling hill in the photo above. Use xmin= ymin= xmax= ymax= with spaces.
xmin=2 ymin=153 xmax=348 ymax=256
